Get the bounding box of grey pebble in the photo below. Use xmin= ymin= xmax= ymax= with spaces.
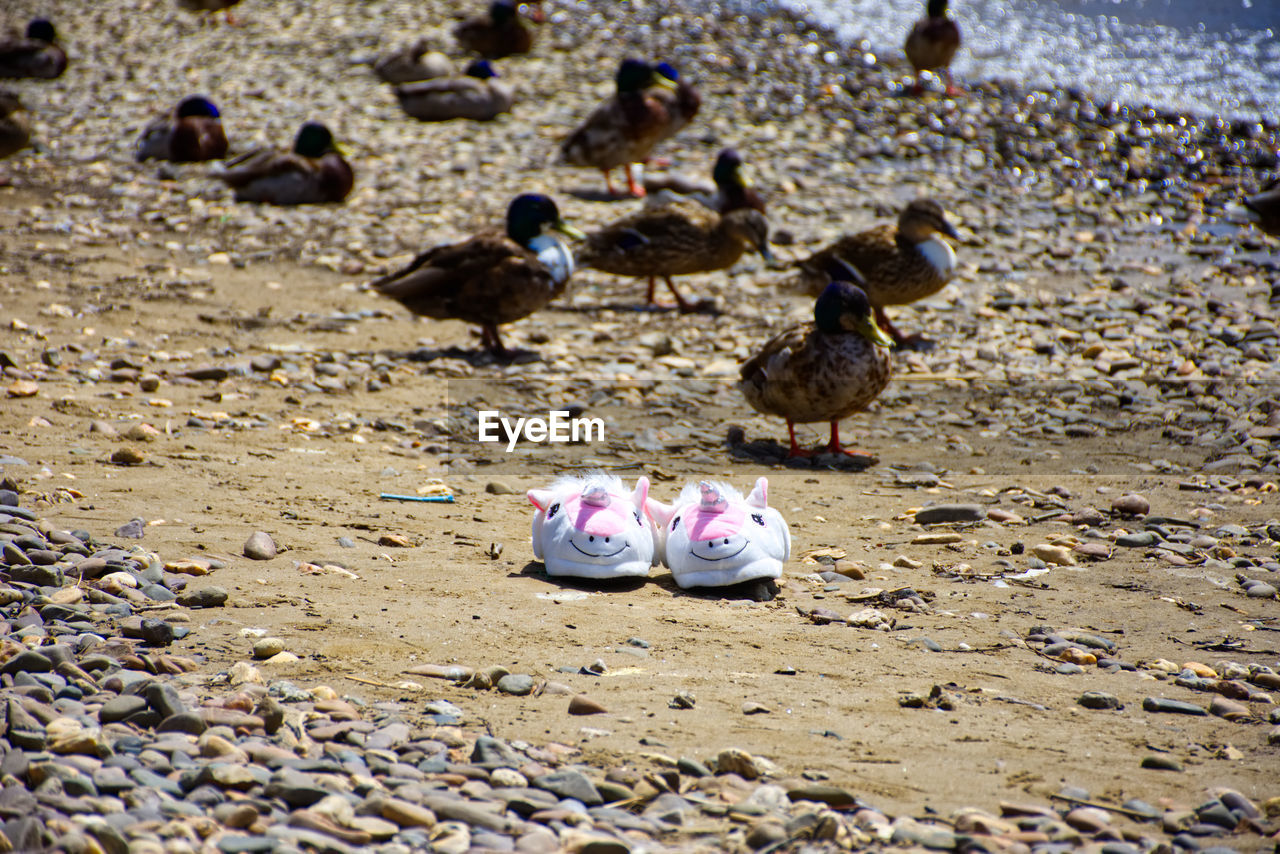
xmin=915 ymin=504 xmax=985 ymax=524
xmin=243 ymin=531 xmax=278 ymax=560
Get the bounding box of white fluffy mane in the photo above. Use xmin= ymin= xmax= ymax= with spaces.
xmin=546 ymin=472 xmax=625 ymax=498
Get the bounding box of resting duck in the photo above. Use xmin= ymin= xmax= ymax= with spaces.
xmin=454 ymin=0 xmax=534 ymax=60
xmin=0 ymin=89 xmax=31 ymax=159
xmin=373 ymin=39 xmax=453 ymax=84
xmin=904 ymin=0 xmax=962 ymax=95
xmin=646 ymin=147 xmax=766 ymax=214
xmin=176 ymin=0 xmax=243 ymax=25
xmin=135 ymin=96 xmax=229 ymax=163
xmin=371 ymin=193 xmax=583 ymax=355
xmin=1228 ymin=179 xmax=1280 ymax=238
xmin=560 ymin=58 xmax=681 ymax=198
xmin=578 ymin=198 xmax=772 ymax=312
xmin=395 ymin=60 xmax=514 ymax=122
xmin=795 ymin=199 xmax=959 ymax=349
xmin=739 ymin=260 xmax=894 ymax=459
xmin=216 ymin=122 xmax=353 ymax=205
xmin=0 ymin=19 xmax=67 ymax=80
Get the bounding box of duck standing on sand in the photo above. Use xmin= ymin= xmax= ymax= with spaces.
xmin=1228 ymin=179 xmax=1280 ymax=238
xmin=216 ymin=122 xmax=353 ymax=205
xmin=373 ymin=39 xmax=453 ymax=85
xmin=135 ymin=96 xmax=229 ymax=163
xmin=370 ymin=194 xmax=583 ymax=356
xmin=454 ymin=0 xmax=534 ymax=60
xmin=739 ymin=260 xmax=894 ymax=460
xmin=794 ymin=199 xmax=959 ymax=349
xmin=904 ymin=0 xmax=961 ymax=95
xmin=560 ymin=58 xmax=681 ymax=198
xmin=0 ymin=19 xmax=67 ymax=80
xmin=395 ymin=60 xmax=514 ymax=122
xmin=578 ymin=198 xmax=772 ymax=312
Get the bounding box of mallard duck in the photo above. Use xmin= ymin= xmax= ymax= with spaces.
xmin=646 ymin=148 xmax=765 ymax=214
xmin=560 ymin=59 xmax=681 ymax=198
xmin=1228 ymin=179 xmax=1280 ymax=238
xmin=794 ymin=199 xmax=958 ymax=349
xmin=0 ymin=89 xmax=30 ymax=159
xmin=135 ymin=96 xmax=229 ymax=163
xmin=904 ymin=0 xmax=961 ymax=95
xmin=177 ymin=0 xmax=243 ymax=25
xmin=395 ymin=60 xmax=514 ymax=122
xmin=373 ymin=39 xmax=453 ymax=85
xmin=371 ymin=193 xmax=583 ymax=355
xmin=217 ymin=122 xmax=353 ymax=205
xmin=0 ymin=19 xmax=67 ymax=80
xmin=454 ymin=0 xmax=534 ymax=60
xmin=578 ymin=198 xmax=772 ymax=312
xmin=739 ymin=261 xmax=894 ymax=459
xmin=650 ymin=61 xmax=701 ymax=143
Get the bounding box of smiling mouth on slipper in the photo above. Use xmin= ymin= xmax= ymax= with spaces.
xmin=691 ymin=542 xmax=746 ymax=561
xmin=571 ymin=540 xmax=627 ymax=559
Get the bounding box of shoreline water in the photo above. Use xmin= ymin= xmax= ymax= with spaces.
xmin=772 ymin=0 xmax=1279 ymax=122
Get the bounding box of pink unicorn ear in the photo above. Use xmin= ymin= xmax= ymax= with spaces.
xmin=746 ymin=477 xmax=768 ymax=509
xmin=645 ymin=497 xmax=674 ymax=527
xmin=631 ymin=476 xmax=650 ymax=508
xmin=528 ymin=488 xmax=555 ymax=511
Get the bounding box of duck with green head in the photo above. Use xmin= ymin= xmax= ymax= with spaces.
xmin=905 ymin=0 xmax=962 ymax=95
xmin=217 ymin=122 xmax=353 ymax=205
xmin=371 ymin=193 xmax=584 ymax=356
xmin=560 ymin=58 xmax=680 ymax=198
xmin=136 ymin=96 xmax=229 ymax=163
xmin=0 ymin=19 xmax=67 ymax=79
xmin=395 ymin=60 xmax=514 ymax=122
xmin=454 ymin=0 xmax=534 ymax=59
xmin=739 ymin=259 xmax=894 ymax=460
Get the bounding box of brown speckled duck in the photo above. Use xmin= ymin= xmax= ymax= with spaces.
xmin=371 ymin=194 xmax=583 ymax=356
xmin=454 ymin=0 xmax=534 ymax=60
xmin=135 ymin=96 xmax=229 ymax=163
xmin=373 ymin=39 xmax=453 ymax=85
xmin=217 ymin=122 xmax=353 ymax=205
xmin=560 ymin=59 xmax=680 ymax=198
xmin=578 ymin=198 xmax=772 ymax=312
xmin=0 ymin=19 xmax=67 ymax=80
xmin=904 ymin=0 xmax=961 ymax=95
xmin=795 ymin=199 xmax=959 ymax=349
xmin=739 ymin=260 xmax=894 ymax=459
xmin=395 ymin=60 xmax=514 ymax=122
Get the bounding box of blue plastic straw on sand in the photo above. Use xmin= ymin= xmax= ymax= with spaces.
xmin=379 ymin=493 xmax=455 ymax=503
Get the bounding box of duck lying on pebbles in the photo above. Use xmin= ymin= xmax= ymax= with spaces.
xmin=794 ymin=199 xmax=959 ymax=349
xmin=370 ymin=193 xmax=583 ymax=356
xmin=739 ymin=259 xmax=894 ymax=459
xmin=1229 ymin=178 xmax=1280 ymax=238
xmin=176 ymin=0 xmax=243 ymax=25
xmin=0 ymin=19 xmax=67 ymax=80
xmin=135 ymin=95 xmax=229 ymax=163
xmin=215 ymin=121 xmax=353 ymax=205
xmin=645 ymin=147 xmax=767 ymax=215
xmin=373 ymin=39 xmax=453 ymax=84
xmin=395 ymin=60 xmax=515 ymax=122
xmin=904 ymin=0 xmax=962 ymax=96
xmin=560 ymin=59 xmax=687 ymax=198
xmin=578 ymin=198 xmax=772 ymax=312
xmin=454 ymin=0 xmax=535 ymax=60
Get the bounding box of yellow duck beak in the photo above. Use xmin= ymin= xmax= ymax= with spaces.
xmin=554 ymin=220 xmax=586 ymax=240
xmin=854 ymin=313 xmax=896 ymax=349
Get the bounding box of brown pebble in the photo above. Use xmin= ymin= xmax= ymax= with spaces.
xmin=1208 ymin=695 xmax=1251 ymax=721
xmin=1111 ymin=494 xmax=1150 ymax=516
xmin=568 ymin=695 xmax=607 ymax=716
xmin=109 ymin=448 xmax=145 ymax=465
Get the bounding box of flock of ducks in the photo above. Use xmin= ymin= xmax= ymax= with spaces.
xmin=1 ymin=1 xmax=1277 ymax=460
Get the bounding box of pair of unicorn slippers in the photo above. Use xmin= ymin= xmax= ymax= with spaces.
xmin=527 ymin=475 xmax=791 ymax=588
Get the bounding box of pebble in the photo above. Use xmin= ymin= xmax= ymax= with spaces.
xmin=1111 ymin=494 xmax=1151 ymax=516
xmin=915 ymin=504 xmax=985 ymax=524
xmin=253 ymin=638 xmax=286 ymax=659
xmin=1078 ymin=691 xmax=1123 ymax=710
xmin=567 ymin=695 xmax=607 ymax=716
xmin=243 ymin=532 xmax=278 ymax=561
xmin=1142 ymin=697 xmax=1207 ymax=716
